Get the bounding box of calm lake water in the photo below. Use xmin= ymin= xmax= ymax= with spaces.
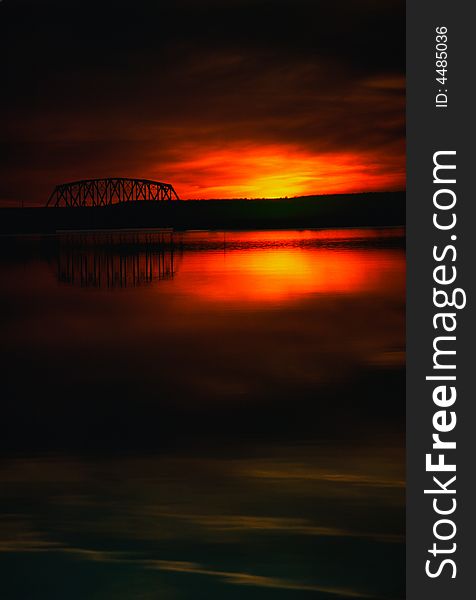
xmin=0 ymin=228 xmax=405 ymax=599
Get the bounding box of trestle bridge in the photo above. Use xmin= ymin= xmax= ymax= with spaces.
xmin=46 ymin=177 xmax=179 ymax=207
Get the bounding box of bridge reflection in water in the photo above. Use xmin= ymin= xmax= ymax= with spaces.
xmin=56 ymin=230 xmax=178 ymax=288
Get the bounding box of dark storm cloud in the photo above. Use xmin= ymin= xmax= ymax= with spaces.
xmin=1 ymin=0 xmax=404 ymax=204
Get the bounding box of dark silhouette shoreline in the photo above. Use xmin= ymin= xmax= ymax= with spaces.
xmin=0 ymin=191 xmax=405 ymax=234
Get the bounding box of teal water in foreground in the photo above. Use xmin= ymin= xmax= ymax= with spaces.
xmin=0 ymin=228 xmax=405 ymax=599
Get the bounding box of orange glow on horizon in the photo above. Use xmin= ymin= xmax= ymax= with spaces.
xmin=156 ymin=144 xmax=405 ymax=199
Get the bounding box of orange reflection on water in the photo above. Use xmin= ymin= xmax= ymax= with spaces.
xmin=171 ymin=229 xmax=405 ymax=305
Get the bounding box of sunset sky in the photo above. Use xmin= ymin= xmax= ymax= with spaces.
xmin=1 ymin=0 xmax=405 ymax=205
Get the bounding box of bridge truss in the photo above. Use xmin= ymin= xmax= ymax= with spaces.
xmin=46 ymin=177 xmax=180 ymax=207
